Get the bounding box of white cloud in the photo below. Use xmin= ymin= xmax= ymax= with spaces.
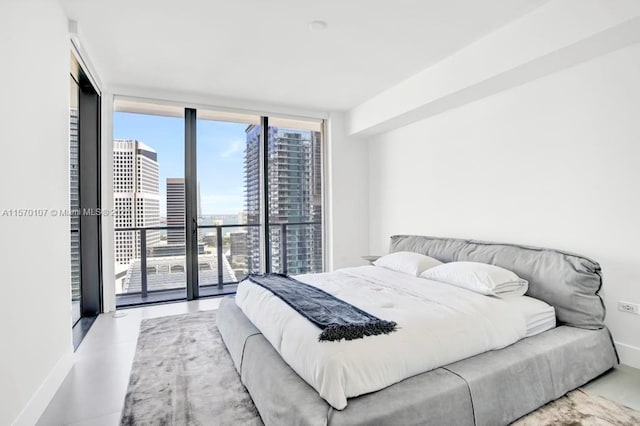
xmin=220 ymin=139 xmax=244 ymax=158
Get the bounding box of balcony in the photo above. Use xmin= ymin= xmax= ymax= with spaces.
xmin=114 ymin=221 xmax=321 ymax=306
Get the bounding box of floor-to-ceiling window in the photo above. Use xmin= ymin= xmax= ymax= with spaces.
xmin=112 ymin=100 xmax=324 ymax=307
xmin=196 ymin=111 xmax=262 ymax=296
xmin=113 ymin=102 xmax=186 ymax=306
xmin=70 ymin=53 xmax=102 ymax=346
xmin=266 ymin=117 xmax=324 ymax=275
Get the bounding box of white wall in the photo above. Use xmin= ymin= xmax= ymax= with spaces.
xmin=368 ymin=43 xmax=640 ymax=368
xmin=326 ymin=113 xmax=369 ymax=270
xmin=0 ymin=1 xmax=74 ymax=424
xmin=101 ymin=91 xmax=116 ymax=313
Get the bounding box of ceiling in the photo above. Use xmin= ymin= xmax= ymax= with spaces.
xmin=61 ymin=0 xmax=546 ymax=112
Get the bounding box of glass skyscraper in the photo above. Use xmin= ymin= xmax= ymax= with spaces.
xmin=244 ymin=125 xmax=322 ymax=275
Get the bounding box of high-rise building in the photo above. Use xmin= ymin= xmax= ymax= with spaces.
xmin=69 ymin=107 xmax=81 ymax=301
xmin=113 ymin=140 xmax=160 ymax=265
xmin=229 ymin=230 xmax=248 ymax=281
xmin=309 ymin=128 xmax=323 ymax=272
xmin=238 ymin=211 xmax=248 ymax=224
xmin=244 ymin=125 xmax=262 ymax=273
xmin=244 ymin=125 xmax=322 ymax=275
xmin=166 ymin=177 xmax=201 ymax=246
xmin=166 ymin=178 xmax=185 ymax=245
xmin=229 ymin=231 xmax=247 ymax=263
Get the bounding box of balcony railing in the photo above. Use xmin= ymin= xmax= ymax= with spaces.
xmin=114 ymin=221 xmax=321 ymax=305
xmin=196 ymin=223 xmax=262 ymax=290
xmin=115 ymin=225 xmax=186 ymax=299
xmin=268 ymin=221 xmax=322 ymax=275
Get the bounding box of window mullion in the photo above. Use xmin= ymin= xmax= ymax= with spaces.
xmin=260 ymin=116 xmax=270 ymax=273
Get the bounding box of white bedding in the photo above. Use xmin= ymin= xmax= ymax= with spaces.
xmin=501 ymin=295 xmax=556 ymax=337
xmin=235 ymin=265 xmax=531 ymax=410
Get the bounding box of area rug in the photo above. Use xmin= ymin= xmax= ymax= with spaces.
xmin=122 ymin=310 xmax=640 ymax=425
xmin=121 ymin=310 xmax=262 ymax=426
xmin=513 ymin=388 xmax=640 ymax=425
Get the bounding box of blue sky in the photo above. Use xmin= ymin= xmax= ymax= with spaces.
xmin=114 ymin=112 xmax=248 ymax=216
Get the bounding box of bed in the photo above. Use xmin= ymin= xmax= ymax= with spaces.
xmin=217 ymin=235 xmax=618 ymax=425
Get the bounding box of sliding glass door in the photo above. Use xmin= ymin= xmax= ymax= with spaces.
xmin=113 ymin=103 xmax=186 ymax=306
xmin=196 ymin=111 xmax=262 ymax=296
xmin=113 ymin=100 xmax=324 ymax=307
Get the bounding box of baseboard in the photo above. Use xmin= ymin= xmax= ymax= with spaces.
xmin=11 ymin=346 xmax=74 ymax=426
xmin=614 ymin=341 xmax=640 ymax=370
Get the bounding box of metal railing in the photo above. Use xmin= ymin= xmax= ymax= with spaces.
xmin=115 ymin=225 xmax=185 ymax=298
xmin=196 ymin=223 xmax=261 ymax=290
xmin=272 ymin=221 xmax=321 ymax=275
xmin=115 ymin=221 xmax=321 ymax=298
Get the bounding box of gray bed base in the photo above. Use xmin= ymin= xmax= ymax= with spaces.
xmin=217 ymin=298 xmax=617 ymax=426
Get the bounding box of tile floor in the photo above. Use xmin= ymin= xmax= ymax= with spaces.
xmin=38 ymin=297 xmax=640 ymax=425
xmin=38 ymin=298 xmax=222 ymax=426
xmin=582 ymin=363 xmax=640 ymax=412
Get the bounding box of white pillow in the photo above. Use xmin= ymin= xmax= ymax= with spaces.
xmin=373 ymin=251 xmax=442 ymax=276
xmin=419 ymin=261 xmax=528 ymax=298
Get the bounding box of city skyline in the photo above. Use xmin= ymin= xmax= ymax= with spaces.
xmin=113 ymin=112 xmax=323 ymax=288
xmin=114 ymin=112 xmax=248 ymax=216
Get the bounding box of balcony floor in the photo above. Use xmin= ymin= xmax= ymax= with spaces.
xmin=116 ymin=284 xmax=239 ymax=307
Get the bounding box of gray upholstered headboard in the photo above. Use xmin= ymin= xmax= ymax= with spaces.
xmin=390 ymin=235 xmax=605 ymax=330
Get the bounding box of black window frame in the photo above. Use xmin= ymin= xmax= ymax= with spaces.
xmin=71 ymin=54 xmax=103 ymax=348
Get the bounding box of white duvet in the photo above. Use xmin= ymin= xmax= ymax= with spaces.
xmin=235 ymin=266 xmax=527 ymax=410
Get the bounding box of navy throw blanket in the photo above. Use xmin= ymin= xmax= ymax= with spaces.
xmin=247 ymin=273 xmax=397 ymax=342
